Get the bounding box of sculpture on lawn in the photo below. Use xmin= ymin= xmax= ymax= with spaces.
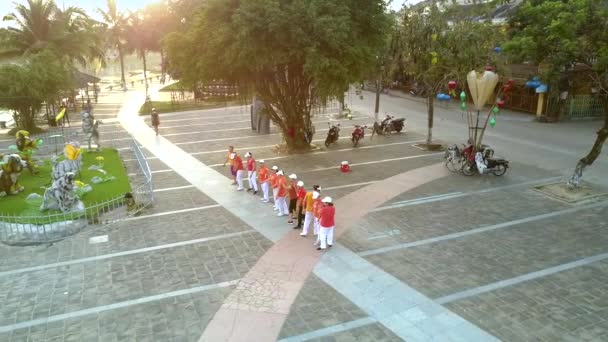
xmin=0 ymin=154 xmax=26 ymax=197
xmin=51 ymin=142 xmax=82 ymax=181
xmin=15 ymin=130 xmax=41 ymax=174
xmin=40 ymin=172 xmax=82 ymax=212
xmin=82 ymin=112 xmax=101 ymax=152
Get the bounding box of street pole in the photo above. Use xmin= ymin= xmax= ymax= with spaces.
xmin=374 ymin=79 xmax=381 ymax=122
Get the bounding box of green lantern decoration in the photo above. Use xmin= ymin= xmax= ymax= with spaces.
xmin=493 ymin=106 xmax=499 ymax=114
xmin=460 ymin=102 xmax=467 ymax=111
xmin=490 ymin=117 xmax=496 ymax=127
xmin=460 ymin=91 xmax=466 ymax=102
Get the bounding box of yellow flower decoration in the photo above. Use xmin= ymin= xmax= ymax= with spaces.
xmin=75 ymin=181 xmax=86 ymax=188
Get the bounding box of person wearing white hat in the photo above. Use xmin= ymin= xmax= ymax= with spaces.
xmin=317 ymin=196 xmax=335 ymax=250
xmin=300 ymin=185 xmax=321 ymax=237
xmin=270 ymin=166 xmax=280 ymax=210
xmin=245 ymin=152 xmax=258 ymax=195
xmin=275 ymin=170 xmax=289 ymax=216
xmin=257 ymin=160 xmax=270 ymax=202
xmin=287 ymin=174 xmax=298 ymax=224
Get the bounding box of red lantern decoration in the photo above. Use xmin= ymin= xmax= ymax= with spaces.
xmin=448 ymin=81 xmax=457 ymax=90
xmin=497 ymin=100 xmax=505 ymax=109
xmin=485 ymin=66 xmax=494 ymax=71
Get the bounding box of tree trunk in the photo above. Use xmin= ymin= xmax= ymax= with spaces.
xmin=160 ymin=49 xmax=165 ymax=76
xmin=568 ymin=109 xmax=608 ymax=187
xmin=426 ymin=95 xmax=434 ymax=145
xmin=142 ymin=50 xmax=148 ymax=97
xmin=374 ymin=79 xmax=381 ymax=122
xmin=18 ymin=107 xmax=36 ymax=131
xmin=118 ymin=46 xmax=127 ymax=90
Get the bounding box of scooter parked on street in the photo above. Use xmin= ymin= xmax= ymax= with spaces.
xmin=462 ymin=145 xmax=509 ymax=176
xmin=351 ymin=125 xmax=367 ymax=147
xmin=325 ymin=123 xmax=341 ymax=147
xmin=372 ymin=114 xmax=406 ymax=137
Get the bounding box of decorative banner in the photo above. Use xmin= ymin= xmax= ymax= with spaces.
xmin=467 ymin=70 xmax=499 ymax=111
xmin=55 ymin=108 xmax=66 ymax=122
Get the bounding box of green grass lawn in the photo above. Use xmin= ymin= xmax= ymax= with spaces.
xmin=2 ymin=148 xmax=132 ymax=223
xmin=159 ymin=82 xmax=184 ymax=92
xmin=138 ymin=100 xmax=243 ymax=115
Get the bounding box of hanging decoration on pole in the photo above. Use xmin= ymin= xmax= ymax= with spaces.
xmin=448 ymin=81 xmax=457 ymax=97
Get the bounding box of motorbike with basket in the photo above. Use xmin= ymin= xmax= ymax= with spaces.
xmin=351 ymin=125 xmax=367 ymax=147
xmin=461 ymin=145 xmax=509 ymax=176
xmin=324 ymin=123 xmax=341 ymax=147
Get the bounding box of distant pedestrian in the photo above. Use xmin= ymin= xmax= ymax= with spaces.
xmin=270 ymin=166 xmax=280 ymax=210
xmin=295 ymin=181 xmax=306 ymax=229
xmin=275 ymin=170 xmax=289 ymax=216
xmin=232 ymin=152 xmax=245 ymax=191
xmin=84 ymin=99 xmax=93 ymax=115
xmin=245 ymin=152 xmax=258 ymax=195
xmin=151 ymin=108 xmax=160 ymax=136
xmin=60 ymin=103 xmax=70 ymax=127
xmin=300 ymin=185 xmax=320 ymax=237
xmin=258 ymin=160 xmax=270 ymax=202
xmin=287 ymin=174 xmax=298 ymax=224
xmin=223 ymin=146 xmax=237 ymax=185
xmin=317 ymin=197 xmax=335 ymax=251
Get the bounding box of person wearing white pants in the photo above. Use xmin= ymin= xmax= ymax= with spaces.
xmin=258 ymin=160 xmax=270 ymax=202
xmin=301 ymin=185 xmax=321 ymax=237
xmin=270 ymin=166 xmax=279 ymax=209
xmin=231 ymin=152 xmax=246 ymax=191
xmin=318 ymin=196 xmax=335 ymax=250
xmin=275 ymin=170 xmax=289 ymax=216
xmin=245 ymin=152 xmax=258 ymax=194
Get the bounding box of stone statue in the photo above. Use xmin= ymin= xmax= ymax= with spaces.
xmin=41 ymin=172 xmax=81 ymax=212
xmin=0 ymin=154 xmax=25 ymax=197
xmin=82 ymin=112 xmax=101 ymax=151
xmin=51 ymin=142 xmax=82 ymax=181
xmin=15 ymin=130 xmax=41 ymax=174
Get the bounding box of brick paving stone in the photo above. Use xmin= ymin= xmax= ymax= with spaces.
xmin=151 ymin=170 xmax=192 ymax=189
xmin=0 ymin=286 xmax=233 ymax=342
xmin=341 ymin=188 xmax=568 ymax=252
xmin=122 ymin=157 xmax=170 ymax=172
xmin=277 ymin=275 xmax=367 ymax=339
xmin=0 ymin=232 xmax=270 ymax=327
xmin=446 ymin=259 xmax=608 ymax=342
xmin=303 ymin=322 xmax=403 ymax=342
xmin=365 ymin=205 xmax=608 ymax=299
xmin=144 ymin=187 xmax=216 ymax=213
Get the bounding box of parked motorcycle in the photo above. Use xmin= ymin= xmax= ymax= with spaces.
xmin=372 ymin=115 xmax=406 ymax=137
xmin=351 ymin=125 xmax=367 ymax=147
xmin=462 ymin=146 xmax=509 ymax=176
xmin=325 ymin=123 xmax=341 ymax=147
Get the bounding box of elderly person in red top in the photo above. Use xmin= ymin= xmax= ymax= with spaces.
xmin=244 ymin=152 xmax=258 ymax=195
xmin=275 ymin=170 xmax=289 ymax=216
xmin=232 ymin=152 xmax=246 ymax=191
xmin=317 ymin=196 xmax=335 ymax=251
xmin=294 ymin=181 xmax=307 ymax=229
xmin=258 ymin=160 xmax=270 ymax=202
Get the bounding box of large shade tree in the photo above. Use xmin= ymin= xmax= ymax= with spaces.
xmin=504 ymin=0 xmax=608 ymax=186
xmin=395 ymin=1 xmax=505 ymax=146
xmin=97 ymin=0 xmax=129 ymax=89
xmin=163 ymin=0 xmax=390 ymax=150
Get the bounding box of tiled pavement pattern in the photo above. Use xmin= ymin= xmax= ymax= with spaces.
xmin=277 ymin=275 xmax=367 ymax=339
xmin=1 ymin=85 xmax=608 ymax=341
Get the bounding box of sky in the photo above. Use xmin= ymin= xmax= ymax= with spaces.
xmin=0 ymin=0 xmax=420 ymax=21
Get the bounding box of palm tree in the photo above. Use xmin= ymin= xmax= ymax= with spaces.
xmin=1 ymin=0 xmax=56 ymax=58
xmin=97 ymin=0 xmax=129 ymax=90
xmin=126 ymin=10 xmax=161 ymax=97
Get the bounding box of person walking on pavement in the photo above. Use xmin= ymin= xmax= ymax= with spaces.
xmin=84 ymin=99 xmax=93 ymax=115
xmin=300 ymin=185 xmax=321 ymax=237
xmin=270 ymin=166 xmax=280 ymax=210
xmin=223 ymin=146 xmax=237 ymax=185
xmin=294 ymin=181 xmax=307 ymax=229
xmin=258 ymin=160 xmax=270 ymax=202
xmin=287 ymin=174 xmax=299 ymax=224
xmin=231 ymin=152 xmax=246 ymax=191
xmin=151 ymin=108 xmax=160 ymax=136
xmin=318 ymin=197 xmax=335 ymax=251
xmin=312 ymin=190 xmax=323 ymax=245
xmin=245 ymin=152 xmax=258 ymax=195
xmin=275 ymin=170 xmax=289 ymax=216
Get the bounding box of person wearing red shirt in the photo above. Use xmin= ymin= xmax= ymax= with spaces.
xmin=275 ymin=170 xmax=289 ymax=216
xmin=294 ymin=181 xmax=307 ymax=229
xmin=245 ymin=152 xmax=258 ymax=195
xmin=318 ymin=197 xmax=335 ymax=250
xmin=258 ymin=160 xmax=270 ymax=203
xmin=287 ymin=174 xmax=298 ymax=224
xmin=270 ymin=166 xmax=280 ymax=210
xmin=232 ymin=152 xmax=245 ymax=191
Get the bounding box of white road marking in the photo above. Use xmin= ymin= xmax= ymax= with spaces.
xmin=124 ymin=204 xmax=221 ymax=221
xmin=302 ymin=153 xmax=443 ymax=173
xmin=153 ymin=185 xmax=195 ymax=193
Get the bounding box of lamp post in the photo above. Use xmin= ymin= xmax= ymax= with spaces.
xmin=374 ymin=63 xmax=385 ymax=123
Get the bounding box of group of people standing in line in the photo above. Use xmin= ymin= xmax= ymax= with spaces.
xmin=223 ymin=146 xmax=336 ymax=250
